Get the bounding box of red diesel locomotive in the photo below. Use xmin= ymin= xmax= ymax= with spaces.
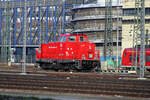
xmin=36 ymin=33 xmax=101 ymax=71
xmin=121 ymin=48 xmax=150 ymax=71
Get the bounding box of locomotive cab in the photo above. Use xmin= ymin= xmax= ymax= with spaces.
xmin=58 ymin=34 xmax=88 ymax=43
xmin=36 ymin=33 xmax=101 ymax=71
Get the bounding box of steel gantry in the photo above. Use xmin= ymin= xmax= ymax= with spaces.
xmin=0 ymin=0 xmax=11 ymax=63
xmin=104 ymin=0 xmax=113 ymax=60
xmin=0 ymin=0 xmax=65 ymax=63
xmin=133 ymin=0 xmax=145 ymax=78
xmin=0 ymin=0 xmax=64 ymax=47
xmin=0 ymin=0 xmax=86 ymax=64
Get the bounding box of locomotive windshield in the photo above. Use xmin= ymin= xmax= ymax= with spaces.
xmin=68 ymin=36 xmax=76 ymax=42
xmin=79 ymin=36 xmax=87 ymax=42
xmin=58 ymin=36 xmax=67 ymax=42
xmin=80 ymin=36 xmax=84 ymax=42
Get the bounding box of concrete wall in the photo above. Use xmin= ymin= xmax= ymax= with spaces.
xmin=123 ymin=0 xmax=150 ymax=8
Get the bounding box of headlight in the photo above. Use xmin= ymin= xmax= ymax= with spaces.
xmin=89 ymin=54 xmax=93 ymax=58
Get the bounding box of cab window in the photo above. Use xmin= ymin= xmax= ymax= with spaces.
xmin=58 ymin=36 xmax=67 ymax=42
xmin=80 ymin=36 xmax=84 ymax=42
xmin=68 ymin=36 xmax=76 ymax=42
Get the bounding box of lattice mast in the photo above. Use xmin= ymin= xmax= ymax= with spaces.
xmin=7 ymin=1 xmax=11 ymax=63
xmin=1 ymin=1 xmax=9 ymax=64
xmin=104 ymin=0 xmax=113 ymax=60
xmin=134 ymin=0 xmax=145 ymax=78
xmin=22 ymin=0 xmax=27 ymax=73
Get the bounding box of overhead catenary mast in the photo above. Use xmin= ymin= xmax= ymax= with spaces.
xmin=22 ymin=0 xmax=27 ymax=73
xmin=134 ymin=0 xmax=145 ymax=78
xmin=104 ymin=0 xmax=113 ymax=60
xmin=116 ymin=0 xmax=120 ymax=71
xmin=1 ymin=1 xmax=8 ymax=64
xmin=139 ymin=0 xmax=145 ymax=78
xmin=7 ymin=0 xmax=11 ymax=65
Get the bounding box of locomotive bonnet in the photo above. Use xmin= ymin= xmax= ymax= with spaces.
xmin=36 ymin=33 xmax=101 ymax=71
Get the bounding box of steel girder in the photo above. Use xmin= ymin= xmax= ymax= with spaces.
xmin=0 ymin=1 xmax=64 ymax=46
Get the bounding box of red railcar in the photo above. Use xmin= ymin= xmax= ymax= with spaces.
xmin=121 ymin=48 xmax=150 ymax=71
xmin=36 ymin=34 xmax=100 ymax=71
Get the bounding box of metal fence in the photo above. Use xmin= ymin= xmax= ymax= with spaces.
xmin=0 ymin=54 xmax=36 ymax=64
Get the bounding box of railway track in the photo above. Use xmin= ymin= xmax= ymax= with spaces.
xmin=0 ymin=73 xmax=150 ymax=98
xmin=1 ymin=65 xmax=149 ymax=79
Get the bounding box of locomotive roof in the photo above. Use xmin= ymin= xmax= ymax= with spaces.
xmin=125 ymin=48 xmax=150 ymax=52
xmin=60 ymin=33 xmax=87 ymax=37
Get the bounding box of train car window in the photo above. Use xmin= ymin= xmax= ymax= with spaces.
xmin=124 ymin=53 xmax=126 ymax=56
xmin=135 ymin=56 xmax=139 ymax=62
xmin=137 ymin=57 xmax=139 ymax=62
xmin=146 ymin=55 xmax=150 ymax=62
xmin=68 ymin=36 xmax=76 ymax=42
xmin=129 ymin=55 xmax=133 ymax=62
xmin=80 ymin=36 xmax=84 ymax=42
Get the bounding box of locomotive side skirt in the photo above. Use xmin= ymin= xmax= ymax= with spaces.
xmin=36 ymin=59 xmax=100 ymax=71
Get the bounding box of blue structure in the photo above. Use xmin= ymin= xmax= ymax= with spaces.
xmin=0 ymin=0 xmax=65 ymax=47
xmin=0 ymin=0 xmax=90 ymax=63
xmin=0 ymin=0 xmax=94 ymax=47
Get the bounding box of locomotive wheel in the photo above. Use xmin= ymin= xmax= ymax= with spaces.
xmin=40 ymin=63 xmax=54 ymax=70
xmin=146 ymin=69 xmax=150 ymax=72
xmin=53 ymin=63 xmax=64 ymax=71
xmin=92 ymin=62 xmax=101 ymax=72
xmin=74 ymin=61 xmax=82 ymax=71
xmin=96 ymin=62 xmax=101 ymax=72
xmin=40 ymin=64 xmax=48 ymax=69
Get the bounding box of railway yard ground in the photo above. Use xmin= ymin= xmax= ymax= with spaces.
xmin=0 ymin=64 xmax=150 ymax=100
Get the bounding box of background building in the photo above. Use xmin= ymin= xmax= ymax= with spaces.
xmin=122 ymin=0 xmax=150 ymax=53
xmin=72 ymin=1 xmax=122 ymax=60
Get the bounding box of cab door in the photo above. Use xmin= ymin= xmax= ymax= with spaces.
xmin=78 ymin=36 xmax=88 ymax=60
xmin=58 ymin=36 xmax=67 ymax=60
xmin=67 ymin=36 xmax=77 ymax=59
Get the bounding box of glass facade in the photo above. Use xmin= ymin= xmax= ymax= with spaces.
xmin=123 ymin=8 xmax=150 ymax=16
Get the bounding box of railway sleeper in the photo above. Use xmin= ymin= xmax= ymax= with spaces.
xmin=0 ymin=85 xmax=149 ymax=98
